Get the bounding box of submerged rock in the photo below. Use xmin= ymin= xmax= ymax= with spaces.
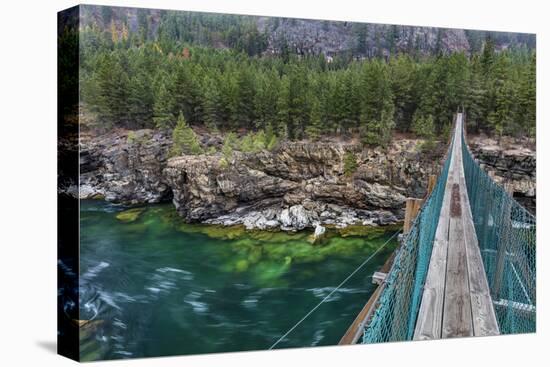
xmin=115 ymin=208 xmax=145 ymax=223
xmin=314 ymin=224 xmax=326 ymax=237
xmin=310 ymin=224 xmax=327 ymax=244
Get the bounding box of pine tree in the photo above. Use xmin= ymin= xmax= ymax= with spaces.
xmin=234 ymin=68 xmax=256 ymax=128
xmin=417 ymin=58 xmax=448 ymax=133
xmin=343 ymin=151 xmax=358 ymax=177
xmin=254 ymin=71 xmax=279 ymax=130
xmin=305 ymin=97 xmax=323 ymax=140
xmin=128 ymin=69 xmax=154 ymax=128
xmin=286 ymin=65 xmax=309 ymax=139
xmin=390 ymin=54 xmax=416 ymax=131
xmin=517 ymin=52 xmax=536 ymax=136
xmin=153 ymin=82 xmax=175 ymax=129
xmin=488 ymin=52 xmax=515 ymax=137
xmin=464 ymin=55 xmax=487 ymax=132
xmin=239 ymin=133 xmax=255 ymax=152
xmin=275 ymin=76 xmax=290 ymax=138
xmin=264 ymin=123 xmax=279 ymax=150
xmin=173 ymin=63 xmax=199 ymax=123
xmin=95 ymin=53 xmax=131 ymax=127
xmin=201 ymin=75 xmax=222 ymax=130
xmin=481 ymin=35 xmax=495 ymax=75
xmin=411 ymin=111 xmax=436 ymax=150
xmin=218 ymin=71 xmax=239 ymax=129
xmin=170 ymin=112 xmax=203 ymax=156
xmin=137 ymin=8 xmax=149 ymax=43
xmin=333 ymin=70 xmax=359 ymax=133
xmin=446 ymin=52 xmax=470 ymax=111
xmin=221 ymin=132 xmax=237 ymax=163
xmin=359 ymin=61 xmax=395 ymax=145
xmin=379 ymin=102 xmax=396 ymax=145
xmin=121 ymin=22 xmax=129 ymax=44
xmin=78 ymin=23 xmax=535 ymax=141
xmin=489 ymin=78 xmax=515 ymax=137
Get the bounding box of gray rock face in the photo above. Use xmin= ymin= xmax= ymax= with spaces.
xmin=203 ymin=204 xmax=398 ymax=231
xmin=469 ymin=135 xmax=536 ymax=213
xmin=280 ymin=205 xmax=310 ymax=230
xmin=79 ymin=129 xmax=172 ymax=204
xmin=259 ymin=18 xmax=471 ymax=58
xmin=163 ymin=138 xmax=443 ymax=227
xmin=79 ymin=129 xmax=537 ymax=229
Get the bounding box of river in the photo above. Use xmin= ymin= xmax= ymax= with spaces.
xmin=78 ymin=200 xmax=398 ymax=360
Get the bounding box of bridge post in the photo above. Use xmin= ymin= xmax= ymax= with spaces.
xmin=404 ymin=198 xmax=422 ymax=234
xmin=425 ymin=175 xmax=437 ymax=200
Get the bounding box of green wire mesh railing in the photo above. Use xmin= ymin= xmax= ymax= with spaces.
xmin=462 ymin=128 xmax=536 ymax=334
xmin=362 ymin=117 xmax=535 ymax=342
xmin=362 ymin=134 xmax=454 ymax=343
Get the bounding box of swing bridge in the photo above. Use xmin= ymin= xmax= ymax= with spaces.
xmin=337 ymin=112 xmax=536 ymax=345
xmin=268 ymin=112 xmax=535 ymax=350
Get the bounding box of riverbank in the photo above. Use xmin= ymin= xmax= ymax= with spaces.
xmin=73 ymin=129 xmax=536 ymax=230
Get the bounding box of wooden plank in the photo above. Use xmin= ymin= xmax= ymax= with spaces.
xmin=440 ymin=114 xmax=474 ymax=338
xmin=404 ymin=198 xmax=422 ymax=233
xmin=416 ymin=114 xmax=500 ymax=340
xmin=442 ymin=183 xmax=474 ymax=338
xmin=462 ymin=207 xmax=500 ymax=336
xmin=339 ymin=283 xmax=385 ymax=345
xmin=457 ymin=140 xmax=500 ymax=337
xmin=414 ymin=115 xmax=466 ymax=339
xmin=493 ymin=298 xmax=536 ymax=316
xmin=340 ymin=242 xmax=399 ymax=344
xmin=413 ymin=153 xmax=456 ymax=340
xmin=412 ymin=236 xmax=448 ymax=340
xmin=372 ymin=272 xmax=387 ymax=285
xmin=425 ymin=175 xmax=437 ymax=200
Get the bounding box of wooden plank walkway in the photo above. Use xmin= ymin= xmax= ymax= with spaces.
xmin=414 ymin=113 xmax=500 ymax=340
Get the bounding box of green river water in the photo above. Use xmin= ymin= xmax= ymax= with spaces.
xmin=78 ymin=200 xmax=398 ymax=360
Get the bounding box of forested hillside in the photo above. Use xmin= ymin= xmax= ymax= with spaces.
xmin=80 ymin=6 xmax=535 ymax=57
xmin=74 ymin=6 xmax=536 ymax=147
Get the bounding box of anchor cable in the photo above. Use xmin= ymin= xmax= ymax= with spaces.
xmin=268 ymin=229 xmax=401 ymax=350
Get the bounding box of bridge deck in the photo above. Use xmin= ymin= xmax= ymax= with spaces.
xmin=414 ymin=114 xmax=500 ymax=339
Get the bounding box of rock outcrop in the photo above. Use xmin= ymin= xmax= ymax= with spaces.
xmin=79 ymin=129 xmax=172 ymax=204
xmin=469 ymin=135 xmax=536 ymax=213
xmin=163 ymin=138 xmax=445 ymax=229
xmin=78 ymin=129 xmax=536 ymax=230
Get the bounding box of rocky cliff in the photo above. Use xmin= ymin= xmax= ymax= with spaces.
xmin=163 ymin=139 xmax=445 ymax=230
xmin=80 ymin=5 xmax=535 ymax=58
xmin=469 ymin=135 xmax=536 ymax=213
xmin=79 ymin=129 xmax=172 ymax=204
xmin=78 ymin=130 xmax=536 ymax=230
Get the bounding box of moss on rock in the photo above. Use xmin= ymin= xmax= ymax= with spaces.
xmin=115 ymin=208 xmax=146 ymax=223
xmin=336 ymin=223 xmax=402 ymax=238
xmin=178 ymin=223 xmax=246 ymax=240
xmin=235 ymin=259 xmax=249 ymax=272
